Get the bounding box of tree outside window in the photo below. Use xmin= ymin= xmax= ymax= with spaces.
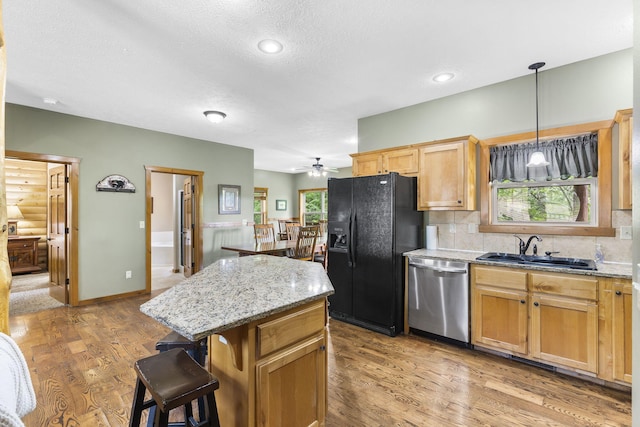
xmin=299 ymin=188 xmax=327 ymax=225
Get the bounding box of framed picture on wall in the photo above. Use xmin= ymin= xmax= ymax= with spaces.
xmin=276 ymin=200 xmax=287 ymax=211
xmin=7 ymin=221 xmax=17 ymax=236
xmin=219 ymin=184 xmax=241 ymax=215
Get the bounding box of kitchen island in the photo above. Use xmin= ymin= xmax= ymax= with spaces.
xmin=140 ymin=255 xmax=334 ymax=427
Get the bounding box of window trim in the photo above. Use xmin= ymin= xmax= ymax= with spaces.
xmin=254 ymin=187 xmax=268 ymax=225
xmin=298 ymin=187 xmax=328 ymax=226
xmin=479 ymin=120 xmax=615 ymax=237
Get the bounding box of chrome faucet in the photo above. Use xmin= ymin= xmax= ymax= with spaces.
xmin=514 ymin=234 xmax=542 ymax=255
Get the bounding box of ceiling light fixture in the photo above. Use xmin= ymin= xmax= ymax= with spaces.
xmin=526 ymin=62 xmax=550 ymax=168
xmin=257 ymin=39 xmax=283 ymax=54
xmin=433 ymin=72 xmax=454 ymax=83
xmin=43 ymin=97 xmax=58 ymax=105
xmin=203 ymin=110 xmax=227 ymax=123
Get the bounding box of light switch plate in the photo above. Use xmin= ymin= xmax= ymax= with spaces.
xmin=468 ymin=223 xmax=478 ymax=234
xmin=449 ymin=224 xmax=456 ymax=234
xmin=620 ymin=226 xmax=632 ymax=240
xmin=139 ymin=221 xmax=145 ymax=229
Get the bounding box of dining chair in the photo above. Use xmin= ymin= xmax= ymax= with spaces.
xmin=290 ymin=226 xmax=319 ymax=261
xmin=277 ymin=220 xmax=289 ymax=240
xmin=254 ymin=224 xmax=276 ymax=244
xmin=285 ymin=222 xmax=301 ymax=241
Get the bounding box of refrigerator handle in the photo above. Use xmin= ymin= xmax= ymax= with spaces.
xmin=350 ymin=210 xmax=357 ymax=268
xmin=347 ymin=211 xmax=354 ymax=267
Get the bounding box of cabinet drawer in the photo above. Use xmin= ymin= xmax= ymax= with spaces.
xmin=473 ymin=265 xmax=527 ymax=291
xmin=257 ymin=300 xmax=326 ymax=358
xmin=530 ymin=272 xmax=597 ymax=300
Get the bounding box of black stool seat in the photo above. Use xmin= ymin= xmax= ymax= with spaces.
xmin=129 ymin=348 xmax=220 ymax=427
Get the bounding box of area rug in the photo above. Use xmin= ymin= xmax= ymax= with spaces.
xmin=10 ymin=273 xmax=64 ymax=316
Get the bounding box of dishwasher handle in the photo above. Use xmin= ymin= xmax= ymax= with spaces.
xmin=409 ymin=262 xmax=467 ymax=274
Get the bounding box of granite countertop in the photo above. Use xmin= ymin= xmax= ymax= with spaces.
xmin=140 ymin=255 xmax=335 ymax=341
xmin=404 ymin=248 xmax=632 ymax=279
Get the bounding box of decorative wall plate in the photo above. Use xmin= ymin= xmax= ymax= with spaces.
xmin=96 ymin=174 xmax=136 ymax=193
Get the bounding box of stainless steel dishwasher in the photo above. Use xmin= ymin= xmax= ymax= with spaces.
xmin=407 ymin=256 xmax=470 ymax=343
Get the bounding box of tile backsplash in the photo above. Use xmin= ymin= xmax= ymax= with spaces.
xmin=428 ymin=210 xmax=632 ymax=263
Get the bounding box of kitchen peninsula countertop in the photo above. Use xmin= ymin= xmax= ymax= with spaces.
xmin=404 ymin=248 xmax=632 ymax=279
xmin=140 ymin=255 xmax=335 ymax=341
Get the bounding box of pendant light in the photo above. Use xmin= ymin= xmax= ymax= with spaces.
xmin=526 ymin=62 xmax=549 ymax=167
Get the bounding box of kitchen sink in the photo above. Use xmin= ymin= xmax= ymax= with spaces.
xmin=475 ymin=252 xmax=597 ymax=271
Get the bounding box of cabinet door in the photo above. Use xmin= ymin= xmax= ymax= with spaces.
xmin=352 ymin=153 xmax=382 ymax=176
xmin=382 ymin=148 xmax=418 ymax=176
xmin=615 ymin=109 xmax=632 ymax=209
xmin=612 ymin=281 xmax=632 ymax=383
xmin=418 ymin=141 xmax=474 ymax=210
xmin=472 ymin=285 xmax=528 ymax=354
xmin=530 ymin=294 xmax=598 ymax=373
xmin=256 ymin=334 xmax=326 ymax=427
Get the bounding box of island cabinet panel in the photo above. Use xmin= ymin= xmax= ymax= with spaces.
xmin=471 ymin=266 xmax=528 ymax=355
xmin=612 ymin=280 xmax=633 ymax=383
xmin=208 ymin=299 xmax=328 ymax=427
xmin=256 ymin=334 xmax=326 ymax=427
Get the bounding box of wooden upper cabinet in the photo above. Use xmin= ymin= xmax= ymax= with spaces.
xmin=418 ymin=136 xmax=477 ymax=210
xmin=351 ymin=152 xmax=382 ymax=176
xmin=614 ymin=108 xmax=632 ymax=210
xmin=382 ymin=148 xmax=419 ymax=176
xmin=351 ymin=147 xmax=418 ymax=177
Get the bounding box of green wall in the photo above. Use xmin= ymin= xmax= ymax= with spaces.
xmin=358 ymin=49 xmax=632 ymax=152
xmin=6 ymin=104 xmax=254 ymax=301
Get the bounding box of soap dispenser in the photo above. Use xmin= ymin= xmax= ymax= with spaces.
xmin=594 ymin=243 xmax=604 ymax=265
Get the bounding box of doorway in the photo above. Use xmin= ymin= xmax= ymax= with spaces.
xmin=5 ymin=150 xmax=79 ymax=306
xmin=144 ymin=166 xmax=203 ymax=293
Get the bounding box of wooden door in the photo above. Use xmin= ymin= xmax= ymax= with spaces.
xmin=256 ymin=334 xmax=326 ymax=427
xmin=472 ymin=285 xmax=528 ymax=355
xmin=612 ymin=280 xmax=633 ymax=383
xmin=182 ymin=176 xmax=194 ymax=277
xmin=48 ymin=165 xmax=68 ymax=304
xmin=530 ymin=293 xmax=598 ymax=373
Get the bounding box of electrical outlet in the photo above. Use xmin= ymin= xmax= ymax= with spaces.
xmin=620 ymin=226 xmax=632 ymax=240
xmin=125 ymin=270 xmax=132 ymax=279
xmin=449 ymin=224 xmax=456 ymax=234
xmin=139 ymin=221 xmax=145 ymax=229
xmin=468 ymin=223 xmax=478 ymax=234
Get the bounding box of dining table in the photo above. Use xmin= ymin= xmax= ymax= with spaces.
xmin=222 ymin=235 xmax=327 ymax=257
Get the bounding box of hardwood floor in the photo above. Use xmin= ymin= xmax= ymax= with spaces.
xmin=8 ymin=292 xmax=631 ymax=426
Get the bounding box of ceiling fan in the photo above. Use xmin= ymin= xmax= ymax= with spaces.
xmin=298 ymin=157 xmax=339 ymax=177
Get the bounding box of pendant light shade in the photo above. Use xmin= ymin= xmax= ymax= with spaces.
xmin=526 ymin=62 xmax=549 ymax=168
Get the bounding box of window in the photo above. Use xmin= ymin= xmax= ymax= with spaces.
xmin=479 ymin=121 xmax=615 ymax=237
xmin=254 ymin=187 xmax=268 ymax=225
xmin=493 ymin=178 xmax=597 ymax=226
xmin=298 ymin=188 xmax=328 ymax=225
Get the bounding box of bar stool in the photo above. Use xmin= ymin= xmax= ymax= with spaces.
xmin=155 ymin=331 xmax=208 ymax=366
xmin=129 ymin=348 xmax=221 ymax=427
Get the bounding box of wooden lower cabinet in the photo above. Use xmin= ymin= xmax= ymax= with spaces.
xmin=471 ymin=265 xmax=610 ymax=380
xmin=471 ymin=266 xmax=528 ymax=355
xmin=611 ymin=280 xmax=633 ymax=383
xmin=530 ymin=293 xmax=598 ymax=373
xmin=209 ymin=299 xmax=328 ymax=427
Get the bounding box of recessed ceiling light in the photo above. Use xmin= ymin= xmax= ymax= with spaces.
xmin=257 ymin=39 xmax=283 ymax=54
xmin=203 ymin=110 xmax=227 ymax=123
xmin=433 ymin=72 xmax=455 ymax=83
xmin=43 ymin=97 xmax=59 ymax=105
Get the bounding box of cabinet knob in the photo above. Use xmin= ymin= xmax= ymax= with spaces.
xmin=520 ymin=299 xmax=526 ymax=304
xmin=457 ymin=200 xmax=462 ymax=204
xmin=533 ymin=302 xmax=539 ymax=307
xmin=615 ymin=290 xmax=622 ymax=296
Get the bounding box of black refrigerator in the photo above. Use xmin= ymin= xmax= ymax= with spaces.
xmin=327 ymin=172 xmax=423 ymax=336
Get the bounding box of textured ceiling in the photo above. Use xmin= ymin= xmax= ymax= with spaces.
xmin=3 ymin=1 xmax=633 ymax=173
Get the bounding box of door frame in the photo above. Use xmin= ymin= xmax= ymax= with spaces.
xmin=144 ymin=166 xmax=204 ymax=292
xmin=5 ymin=150 xmax=79 ymax=306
